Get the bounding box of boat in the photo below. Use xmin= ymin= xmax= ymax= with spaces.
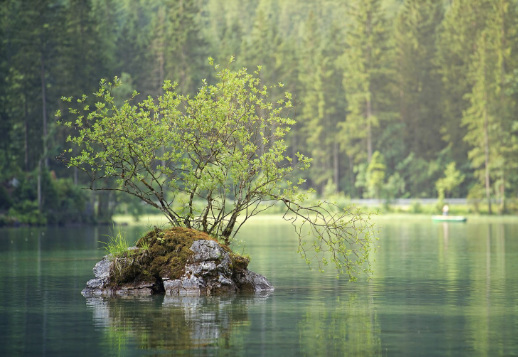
xmin=432 ymin=215 xmax=467 ymax=222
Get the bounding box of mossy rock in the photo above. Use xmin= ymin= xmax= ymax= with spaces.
xmin=109 ymin=227 xmax=249 ymax=287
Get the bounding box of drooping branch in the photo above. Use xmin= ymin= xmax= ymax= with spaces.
xmin=280 ymin=198 xmax=376 ymax=281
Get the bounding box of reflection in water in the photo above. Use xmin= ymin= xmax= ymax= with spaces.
xmin=86 ymin=293 xmax=271 ymax=352
xmin=297 ymin=293 xmax=381 ymax=356
xmin=442 ymin=222 xmax=449 ymax=251
xmin=2 ymin=220 xmax=518 ymax=355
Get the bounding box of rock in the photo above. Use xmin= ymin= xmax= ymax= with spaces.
xmin=93 ymin=257 xmax=111 ymax=280
xmin=81 ymin=257 xmax=112 ymax=297
xmin=234 ymin=270 xmax=275 ymax=292
xmin=81 ymin=227 xmax=274 ymax=297
xmin=163 ymin=276 xmax=204 ymax=296
xmin=161 ymin=239 xmax=240 ymax=296
xmin=190 ymin=240 xmax=224 ymax=262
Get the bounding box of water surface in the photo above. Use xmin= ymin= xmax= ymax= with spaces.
xmin=0 ymin=216 xmax=517 ymax=356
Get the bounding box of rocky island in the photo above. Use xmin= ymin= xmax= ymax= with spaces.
xmin=82 ymin=227 xmax=274 ymax=297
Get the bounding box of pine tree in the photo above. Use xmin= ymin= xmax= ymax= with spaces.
xmin=462 ymin=0 xmax=518 ymax=213
xmin=1 ymin=0 xmax=68 ymax=209
xmin=110 ymin=0 xmax=155 ymax=96
xmin=163 ymin=0 xmax=208 ymax=95
xmin=298 ymin=13 xmax=345 ymax=194
xmin=436 ymin=0 xmax=491 ymax=166
xmin=240 ymin=0 xmax=283 ymax=87
xmin=341 ymin=0 xmax=391 ymax=165
xmin=394 ymin=0 xmax=444 ymax=162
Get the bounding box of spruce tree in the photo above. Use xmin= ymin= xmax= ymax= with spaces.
xmin=298 ymin=13 xmax=344 ymax=193
xmin=394 ymin=0 xmax=444 ymax=161
xmin=436 ymin=0 xmax=491 ymax=166
xmin=462 ymin=0 xmax=518 ymax=213
xmin=341 ymin=0 xmax=391 ymax=165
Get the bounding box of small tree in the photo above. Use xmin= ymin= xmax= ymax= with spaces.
xmin=366 ymin=151 xmax=386 ymax=199
xmin=435 ymin=162 xmax=465 ymax=200
xmin=57 ymin=59 xmax=375 ymax=280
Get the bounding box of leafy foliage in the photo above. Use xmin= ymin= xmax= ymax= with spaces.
xmin=436 ymin=162 xmax=465 ymax=200
xmin=58 ymin=60 xmax=376 ymax=280
xmin=366 ymin=151 xmax=386 ymax=199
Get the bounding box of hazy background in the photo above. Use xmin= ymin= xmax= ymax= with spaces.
xmin=1 ymin=0 xmax=517 ymax=224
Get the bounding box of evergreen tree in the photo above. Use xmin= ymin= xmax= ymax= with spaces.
xmin=111 ymin=0 xmax=154 ymax=95
xmin=436 ymin=0 xmax=491 ymax=167
xmin=462 ymin=0 xmax=518 ymax=213
xmin=394 ymin=0 xmax=444 ymax=162
xmin=163 ymin=0 xmax=208 ymax=95
xmin=2 ymin=0 xmax=63 ymax=172
xmin=366 ymin=151 xmax=386 ymax=199
xmin=0 ymin=1 xmax=17 ymax=179
xmin=240 ymin=0 xmax=283 ymax=87
xmin=341 ymin=0 xmax=391 ymax=165
xmin=298 ymin=13 xmax=345 ymax=194
xmin=392 ymin=0 xmax=445 ymax=197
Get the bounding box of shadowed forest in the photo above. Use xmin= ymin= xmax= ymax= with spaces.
xmin=1 ymin=0 xmax=518 ymax=225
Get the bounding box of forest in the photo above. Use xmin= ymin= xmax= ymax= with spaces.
xmin=1 ymin=0 xmax=518 ymax=225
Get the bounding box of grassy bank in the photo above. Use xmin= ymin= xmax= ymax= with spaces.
xmin=372 ymin=201 xmax=518 ymax=217
xmin=113 ymin=209 xmax=518 ymax=228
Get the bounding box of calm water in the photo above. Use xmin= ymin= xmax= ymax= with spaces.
xmin=1 ymin=216 xmax=517 ymax=356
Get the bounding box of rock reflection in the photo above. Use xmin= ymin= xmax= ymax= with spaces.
xmin=85 ymin=293 xmax=271 ymax=351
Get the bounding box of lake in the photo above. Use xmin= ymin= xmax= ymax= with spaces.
xmin=1 ymin=215 xmax=517 ymax=356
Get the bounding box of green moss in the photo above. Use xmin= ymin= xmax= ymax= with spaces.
xmin=228 ymin=252 xmax=249 ymax=272
xmin=109 ymin=227 xmax=210 ymax=286
xmin=108 ymin=226 xmax=251 ymax=288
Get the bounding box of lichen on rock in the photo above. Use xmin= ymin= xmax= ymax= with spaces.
xmin=81 ymin=227 xmax=274 ymax=297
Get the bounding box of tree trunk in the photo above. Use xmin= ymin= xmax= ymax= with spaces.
xmin=24 ymin=94 xmax=29 ymax=171
xmin=333 ymin=142 xmax=339 ymax=193
xmin=366 ymin=97 xmax=373 ymax=163
xmin=37 ymin=160 xmax=42 ymax=211
xmin=500 ymin=169 xmax=506 ymax=213
xmin=366 ymin=13 xmax=373 ymax=164
xmin=40 ymin=52 xmax=48 ymax=168
xmin=222 ymin=211 xmax=239 ymax=244
xmin=483 ymin=107 xmax=492 ymax=214
xmin=97 ymin=191 xmax=113 ymax=223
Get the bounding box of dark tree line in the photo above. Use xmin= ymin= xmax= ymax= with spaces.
xmin=1 ymin=0 xmax=518 ymax=224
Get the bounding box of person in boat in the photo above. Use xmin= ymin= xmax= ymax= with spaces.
xmin=442 ymin=204 xmax=449 ymax=216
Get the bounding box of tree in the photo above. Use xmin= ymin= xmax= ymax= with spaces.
xmin=394 ymin=0 xmax=444 ymax=161
xmin=365 ymin=151 xmax=386 ymax=199
xmin=341 ymin=0 xmax=391 ymax=164
xmin=163 ymin=0 xmax=209 ymax=95
xmin=436 ymin=0 xmax=490 ymax=166
xmin=462 ymin=0 xmax=518 ymax=214
xmin=1 ymin=0 xmax=67 ymax=211
xmin=435 ymin=162 xmax=465 ymax=200
xmin=297 ymin=13 xmax=345 ymax=194
xmin=57 ymin=60 xmax=376 ymax=280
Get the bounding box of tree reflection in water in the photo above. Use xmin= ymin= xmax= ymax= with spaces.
xmin=86 ymin=293 xmax=271 ymax=352
xmin=297 ymin=293 xmax=382 ymax=356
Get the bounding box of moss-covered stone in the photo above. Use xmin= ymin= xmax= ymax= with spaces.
xmin=228 ymin=252 xmax=250 ymax=272
xmin=108 ymin=227 xmax=248 ymax=288
xmin=81 ymin=226 xmax=274 ymax=297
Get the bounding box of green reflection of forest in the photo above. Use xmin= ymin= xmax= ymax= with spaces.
xmin=373 ymin=219 xmax=518 ymax=355
xmin=463 ymin=223 xmax=516 ymax=356
xmin=298 ymin=294 xmax=381 ymax=356
xmin=81 ymin=218 xmax=518 ymax=355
